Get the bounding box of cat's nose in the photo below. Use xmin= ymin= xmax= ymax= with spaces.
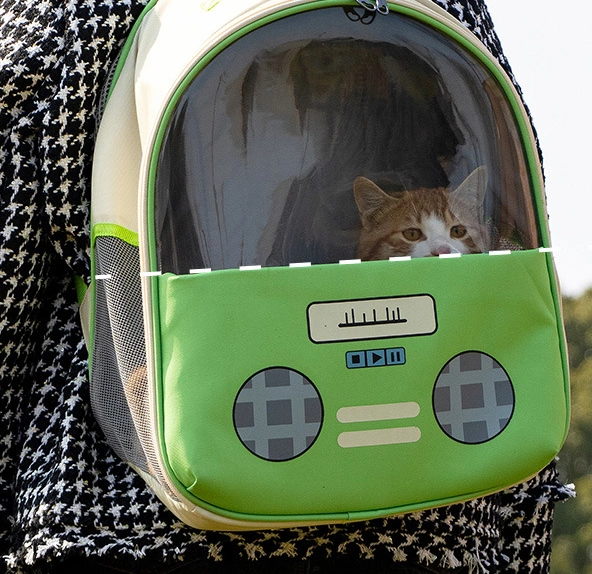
xmin=431 ymin=245 xmax=452 ymax=256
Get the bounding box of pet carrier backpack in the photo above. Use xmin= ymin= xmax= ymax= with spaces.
xmin=85 ymin=0 xmax=570 ymax=530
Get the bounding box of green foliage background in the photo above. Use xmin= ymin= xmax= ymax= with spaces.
xmin=551 ymin=289 xmax=592 ymax=573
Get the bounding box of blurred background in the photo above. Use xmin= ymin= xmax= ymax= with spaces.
xmin=487 ymin=1 xmax=592 ymax=570
xmin=487 ymin=0 xmax=592 ymax=298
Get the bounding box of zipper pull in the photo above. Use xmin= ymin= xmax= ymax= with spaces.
xmin=355 ymin=0 xmax=377 ymax=10
xmin=355 ymin=0 xmax=389 ymax=14
xmin=375 ymin=0 xmax=389 ymax=14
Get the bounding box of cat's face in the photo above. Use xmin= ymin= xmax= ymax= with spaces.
xmin=354 ymin=167 xmax=489 ymax=260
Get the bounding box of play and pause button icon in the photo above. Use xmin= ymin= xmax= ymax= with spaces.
xmin=346 ymin=348 xmax=406 ymax=369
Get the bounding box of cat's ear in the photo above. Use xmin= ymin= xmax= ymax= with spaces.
xmin=354 ymin=177 xmax=395 ymax=223
xmin=450 ymin=166 xmax=490 ymax=252
xmin=449 ymin=166 xmax=488 ymax=214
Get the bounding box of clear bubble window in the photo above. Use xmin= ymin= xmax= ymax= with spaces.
xmin=154 ymin=7 xmax=539 ymax=274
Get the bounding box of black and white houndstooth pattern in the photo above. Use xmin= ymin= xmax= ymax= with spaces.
xmin=0 ymin=0 xmax=571 ymax=572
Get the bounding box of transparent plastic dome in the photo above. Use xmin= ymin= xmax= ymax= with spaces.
xmin=154 ymin=7 xmax=538 ymax=274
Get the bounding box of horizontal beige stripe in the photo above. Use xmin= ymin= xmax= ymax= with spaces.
xmin=338 ymin=427 xmax=421 ymax=448
xmin=337 ymin=402 xmax=420 ymax=423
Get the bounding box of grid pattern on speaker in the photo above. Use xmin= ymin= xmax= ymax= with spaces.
xmin=234 ymin=368 xmax=322 ymax=461
xmin=433 ymin=352 xmax=514 ymax=444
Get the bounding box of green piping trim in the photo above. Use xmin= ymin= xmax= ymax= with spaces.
xmin=157 ymin=430 xmax=557 ymax=523
xmin=92 ymin=223 xmax=139 ymax=247
xmin=543 ymin=250 xmax=571 ymax=441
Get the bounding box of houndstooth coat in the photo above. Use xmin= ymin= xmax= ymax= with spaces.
xmin=0 ymin=0 xmax=573 ymax=572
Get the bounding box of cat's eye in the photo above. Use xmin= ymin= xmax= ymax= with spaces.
xmin=450 ymin=225 xmax=467 ymax=239
xmin=402 ymin=228 xmax=423 ymax=241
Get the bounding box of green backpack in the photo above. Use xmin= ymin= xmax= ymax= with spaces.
xmin=84 ymin=0 xmax=570 ymax=530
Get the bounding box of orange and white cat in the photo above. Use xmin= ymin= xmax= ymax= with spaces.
xmin=353 ymin=166 xmax=489 ymax=260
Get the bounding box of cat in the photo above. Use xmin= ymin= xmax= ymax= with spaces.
xmin=353 ymin=166 xmax=489 ymax=260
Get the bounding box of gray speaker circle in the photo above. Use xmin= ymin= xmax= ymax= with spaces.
xmin=433 ymin=352 xmax=514 ymax=444
xmin=234 ymin=367 xmax=323 ymax=461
